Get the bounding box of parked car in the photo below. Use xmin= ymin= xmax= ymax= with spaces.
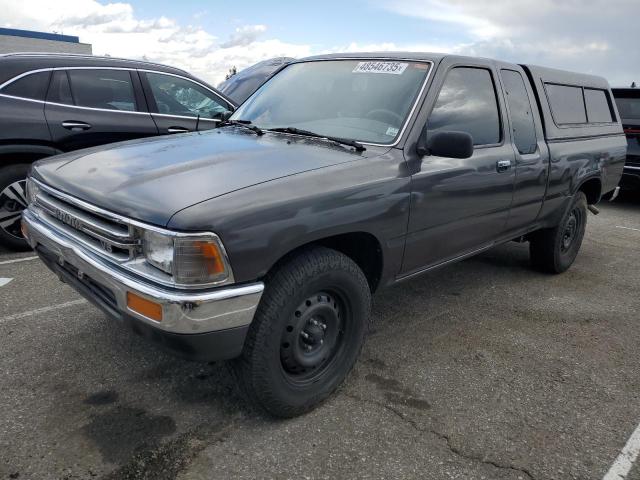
xmin=22 ymin=53 xmax=625 ymax=417
xmin=612 ymin=86 xmax=640 ymax=190
xmin=0 ymin=53 xmax=236 ymax=249
xmin=217 ymin=57 xmax=293 ymax=105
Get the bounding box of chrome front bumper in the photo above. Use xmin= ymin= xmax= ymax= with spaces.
xmin=22 ymin=208 xmax=264 ymax=335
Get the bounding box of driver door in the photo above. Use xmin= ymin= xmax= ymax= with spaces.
xmin=140 ymin=71 xmax=234 ymax=134
xmin=401 ymin=64 xmax=516 ymax=276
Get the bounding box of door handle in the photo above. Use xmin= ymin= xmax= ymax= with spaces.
xmin=496 ymin=160 xmax=512 ymax=172
xmin=167 ymin=127 xmax=190 ymax=134
xmin=62 ymin=121 xmax=92 ymax=131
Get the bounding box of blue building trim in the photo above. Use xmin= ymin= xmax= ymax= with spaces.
xmin=0 ymin=28 xmax=80 ymax=44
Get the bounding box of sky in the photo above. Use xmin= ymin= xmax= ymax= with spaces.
xmin=0 ymin=0 xmax=638 ymax=87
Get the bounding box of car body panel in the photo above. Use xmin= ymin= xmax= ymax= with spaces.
xmin=31 ymin=128 xmax=379 ymax=226
xmin=168 ymin=146 xmax=407 ymax=287
xmin=0 ymin=95 xmax=52 ymax=144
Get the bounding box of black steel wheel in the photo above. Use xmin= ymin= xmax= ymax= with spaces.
xmin=280 ymin=291 xmax=346 ymax=383
xmin=530 ymin=191 xmax=588 ymax=273
xmin=233 ymin=246 xmax=371 ymax=418
xmin=560 ymin=207 xmax=582 ymax=253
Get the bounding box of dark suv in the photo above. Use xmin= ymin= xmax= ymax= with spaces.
xmin=0 ymin=53 xmax=236 ymax=249
xmin=612 ymin=87 xmax=640 ymax=190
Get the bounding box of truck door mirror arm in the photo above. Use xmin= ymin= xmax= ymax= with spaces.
xmin=416 ymin=129 xmax=474 ymax=159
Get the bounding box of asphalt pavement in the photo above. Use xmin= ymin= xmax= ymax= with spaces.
xmin=1 ymin=193 xmax=639 ymax=480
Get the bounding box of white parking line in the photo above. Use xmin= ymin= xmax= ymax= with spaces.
xmin=0 ymin=299 xmax=87 ymax=324
xmin=0 ymin=255 xmax=38 ymax=265
xmin=603 ymin=422 xmax=640 ymax=480
xmin=616 ymin=226 xmax=640 ymax=233
xmin=0 ymin=278 xmax=13 ymax=287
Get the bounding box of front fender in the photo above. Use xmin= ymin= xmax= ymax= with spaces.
xmin=167 ymin=154 xmax=411 ymax=285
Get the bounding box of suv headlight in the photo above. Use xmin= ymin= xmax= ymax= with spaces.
xmin=141 ymin=229 xmax=232 ymax=286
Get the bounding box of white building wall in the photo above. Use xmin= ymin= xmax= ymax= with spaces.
xmin=0 ymin=35 xmax=92 ymax=55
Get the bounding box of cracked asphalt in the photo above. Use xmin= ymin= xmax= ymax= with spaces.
xmin=1 ymin=192 xmax=639 ymax=480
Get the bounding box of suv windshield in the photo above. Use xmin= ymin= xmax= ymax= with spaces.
xmin=231 ymin=60 xmax=431 ymax=145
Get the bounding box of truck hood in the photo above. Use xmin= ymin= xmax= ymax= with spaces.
xmin=32 ymin=128 xmax=372 ymax=226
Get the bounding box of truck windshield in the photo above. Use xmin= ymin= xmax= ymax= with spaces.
xmin=231 ymin=60 xmax=430 ymax=145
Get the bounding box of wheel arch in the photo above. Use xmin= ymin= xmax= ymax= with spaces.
xmin=265 ymin=231 xmax=384 ymax=293
xmin=575 ymin=176 xmax=602 ymax=205
xmin=0 ymin=144 xmax=62 ymax=168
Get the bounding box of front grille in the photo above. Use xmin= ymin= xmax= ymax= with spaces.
xmin=33 ymin=184 xmax=141 ymax=263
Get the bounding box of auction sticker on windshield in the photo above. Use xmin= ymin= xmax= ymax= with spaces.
xmin=353 ymin=61 xmax=408 ymax=75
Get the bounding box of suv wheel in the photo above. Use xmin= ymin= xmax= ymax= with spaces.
xmin=529 ymin=191 xmax=588 ymax=273
xmin=0 ymin=164 xmax=31 ymax=251
xmin=233 ymin=246 xmax=371 ymax=417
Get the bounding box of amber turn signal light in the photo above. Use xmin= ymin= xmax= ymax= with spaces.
xmin=126 ymin=292 xmax=162 ymax=322
xmin=193 ymin=240 xmax=225 ymax=275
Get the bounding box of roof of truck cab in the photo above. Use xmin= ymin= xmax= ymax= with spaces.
xmin=298 ymin=52 xmax=449 ymax=63
xmin=297 ymin=53 xmax=611 ymax=88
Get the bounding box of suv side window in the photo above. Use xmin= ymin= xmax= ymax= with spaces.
xmin=1 ymin=71 xmax=51 ymax=101
xmin=67 ymin=69 xmax=137 ymax=112
xmin=500 ymin=70 xmax=537 ymax=154
xmin=145 ymin=72 xmax=230 ymax=120
xmin=427 ymin=67 xmax=501 ymax=146
xmin=47 ymin=70 xmax=73 ymax=105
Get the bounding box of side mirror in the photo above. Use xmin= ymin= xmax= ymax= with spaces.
xmin=221 ymin=110 xmax=233 ymax=122
xmin=416 ymin=130 xmax=474 ymax=159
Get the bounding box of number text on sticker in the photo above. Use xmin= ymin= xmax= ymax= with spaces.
xmin=353 ymin=62 xmax=409 ymax=75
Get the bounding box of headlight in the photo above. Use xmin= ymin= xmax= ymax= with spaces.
xmin=143 ymin=230 xmax=174 ymax=274
xmin=141 ymin=229 xmax=232 ymax=286
xmin=25 ymin=177 xmax=40 ymax=205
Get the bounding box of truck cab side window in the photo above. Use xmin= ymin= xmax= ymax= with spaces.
xmin=427 ymin=67 xmax=501 ymax=146
xmin=501 ymin=70 xmax=537 ymax=154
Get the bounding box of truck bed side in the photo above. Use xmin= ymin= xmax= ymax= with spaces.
xmin=521 ymin=64 xmax=626 ymax=224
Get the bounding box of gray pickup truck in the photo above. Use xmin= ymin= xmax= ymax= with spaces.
xmin=22 ymin=53 xmax=625 ymax=417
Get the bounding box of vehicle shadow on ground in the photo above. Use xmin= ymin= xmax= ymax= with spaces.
xmin=39 ymin=197 xmax=632 ymax=478
xmin=89 ymin=238 xmax=535 ymax=417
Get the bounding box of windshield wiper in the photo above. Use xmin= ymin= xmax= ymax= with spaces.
xmin=219 ymin=119 xmax=264 ymax=136
xmin=267 ymin=127 xmax=366 ymax=151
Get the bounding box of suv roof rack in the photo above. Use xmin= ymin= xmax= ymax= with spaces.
xmin=0 ymin=52 xmax=188 ymax=74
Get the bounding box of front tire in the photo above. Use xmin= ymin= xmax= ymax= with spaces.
xmin=529 ymin=192 xmax=588 ymax=273
xmin=0 ymin=164 xmax=31 ymax=251
xmin=233 ymin=246 xmax=371 ymax=418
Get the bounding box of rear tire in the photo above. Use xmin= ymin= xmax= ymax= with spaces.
xmin=0 ymin=164 xmax=31 ymax=251
xmin=529 ymin=192 xmax=588 ymax=273
xmin=232 ymin=246 xmax=371 ymax=418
